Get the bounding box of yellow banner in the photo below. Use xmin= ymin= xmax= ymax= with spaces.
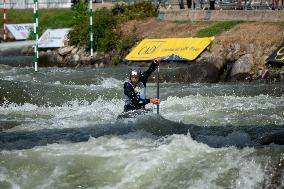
xmin=125 ymin=37 xmax=214 ymax=61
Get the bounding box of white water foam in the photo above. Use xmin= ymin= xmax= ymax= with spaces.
xmin=45 ymin=77 xmax=122 ymax=91
xmin=0 ymin=98 xmax=125 ymax=131
xmin=1 ymin=92 xmax=283 ymax=131
xmin=0 ymin=169 xmax=20 ymax=189
xmin=0 ymin=134 xmax=265 ymax=189
xmin=161 ymin=94 xmax=284 ymax=126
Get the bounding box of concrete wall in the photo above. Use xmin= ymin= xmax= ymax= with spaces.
xmin=159 ymin=10 xmax=284 ymax=22
xmin=0 ymin=0 xmax=72 ymax=9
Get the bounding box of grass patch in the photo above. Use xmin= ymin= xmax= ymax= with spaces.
xmin=195 ymin=21 xmax=243 ymax=37
xmin=0 ymin=8 xmax=74 ymax=29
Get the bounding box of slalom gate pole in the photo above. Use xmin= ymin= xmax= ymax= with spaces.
xmin=3 ymin=0 xmax=6 ymax=41
xmin=33 ymin=0 xmax=39 ymax=72
xmin=89 ymin=0 xmax=93 ymax=57
xmin=157 ymin=65 xmax=160 ymax=115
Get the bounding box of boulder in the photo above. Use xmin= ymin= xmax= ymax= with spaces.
xmin=73 ymin=54 xmax=80 ymax=62
xmin=197 ymin=52 xmax=226 ymax=70
xmin=71 ymin=46 xmax=79 ymax=55
xmin=229 ymin=54 xmax=254 ymax=80
xmin=60 ymin=54 xmax=71 ymax=67
xmin=39 ymin=51 xmax=58 ymax=67
xmin=56 ymin=53 xmax=64 ymax=64
xmin=99 ymin=62 xmax=105 ymax=68
xmin=77 ymin=47 xmax=86 ymax=55
xmin=58 ymin=46 xmax=74 ymax=56
xmin=175 ymin=62 xmax=220 ymax=83
xmin=68 ymin=54 xmax=80 ymax=67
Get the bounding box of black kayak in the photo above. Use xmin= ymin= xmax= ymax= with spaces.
xmin=117 ymin=109 xmax=153 ymax=119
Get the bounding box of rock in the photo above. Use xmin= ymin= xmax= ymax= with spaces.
xmin=99 ymin=62 xmax=104 ymax=68
xmin=92 ymin=51 xmax=98 ymax=58
xmin=39 ymin=51 xmax=45 ymax=57
xmin=58 ymin=46 xmax=74 ymax=56
xmin=27 ymin=47 xmax=34 ymax=55
xmin=67 ymin=54 xmax=80 ymax=67
xmin=233 ymin=43 xmax=241 ymax=53
xmin=39 ymin=51 xmax=58 ymax=67
xmin=249 ymin=43 xmax=255 ymax=53
xmin=80 ymin=55 xmax=91 ymax=65
xmin=196 ymin=51 xmax=211 ymax=62
xmin=60 ymin=54 xmax=71 ymax=67
xmin=71 ymin=46 xmax=79 ymax=55
xmin=230 ymin=54 xmax=254 ymax=78
xmin=56 ymin=53 xmax=64 ymax=64
xmin=77 ymin=47 xmax=86 ymax=55
xmin=73 ymin=54 xmax=80 ymax=62
xmin=21 ymin=45 xmax=30 ymax=54
xmin=175 ymin=62 xmax=220 ymax=83
xmin=197 ymin=52 xmax=226 ymax=70
xmin=226 ymin=52 xmax=234 ymax=62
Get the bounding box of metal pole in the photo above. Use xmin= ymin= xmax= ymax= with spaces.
xmin=3 ymin=0 xmax=7 ymax=41
xmin=157 ymin=65 xmax=160 ymax=115
xmin=89 ymin=0 xmax=93 ymax=57
xmin=34 ymin=0 xmax=39 ymax=72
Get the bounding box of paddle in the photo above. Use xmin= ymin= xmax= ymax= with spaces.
xmin=157 ymin=65 xmax=160 ymax=115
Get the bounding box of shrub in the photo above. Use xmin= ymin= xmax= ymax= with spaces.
xmin=113 ymin=1 xmax=158 ymax=21
xmin=68 ymin=2 xmax=118 ymax=51
xmin=68 ymin=1 xmax=158 ymax=64
xmin=93 ymin=8 xmax=119 ymax=52
xmin=68 ymin=1 xmax=89 ymax=47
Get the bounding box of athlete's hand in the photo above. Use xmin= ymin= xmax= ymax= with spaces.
xmin=153 ymin=58 xmax=161 ymax=65
xmin=150 ymin=98 xmax=160 ymax=105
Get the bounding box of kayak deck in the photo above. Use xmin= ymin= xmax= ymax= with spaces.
xmin=117 ymin=109 xmax=153 ymax=119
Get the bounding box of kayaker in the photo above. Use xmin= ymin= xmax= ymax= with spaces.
xmin=123 ymin=58 xmax=161 ymax=112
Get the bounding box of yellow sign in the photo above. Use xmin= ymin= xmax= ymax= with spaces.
xmin=125 ymin=37 xmax=214 ymax=61
xmin=275 ymin=47 xmax=284 ymax=61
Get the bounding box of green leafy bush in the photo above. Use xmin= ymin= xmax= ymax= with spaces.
xmin=112 ymin=35 xmax=139 ymax=65
xmin=68 ymin=2 xmax=119 ymax=51
xmin=68 ymin=1 xmax=158 ymax=64
xmin=114 ymin=1 xmax=158 ymax=21
xmin=93 ymin=8 xmax=119 ymax=52
xmin=68 ymin=1 xmax=89 ymax=46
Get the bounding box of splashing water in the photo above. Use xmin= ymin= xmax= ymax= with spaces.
xmin=0 ymin=65 xmax=283 ymax=189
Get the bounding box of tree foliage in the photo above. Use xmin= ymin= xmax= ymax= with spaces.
xmin=68 ymin=1 xmax=158 ymax=64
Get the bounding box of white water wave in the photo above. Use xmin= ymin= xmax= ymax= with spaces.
xmin=0 ymin=99 xmax=125 ymax=131
xmin=0 ymin=134 xmax=265 ymax=189
xmin=162 ymin=94 xmax=284 ymax=126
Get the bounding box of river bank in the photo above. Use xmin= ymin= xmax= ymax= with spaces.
xmin=1 ymin=18 xmax=284 ymax=83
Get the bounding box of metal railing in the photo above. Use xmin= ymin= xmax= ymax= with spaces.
xmin=0 ymin=0 xmax=72 ymax=9
xmin=165 ymin=0 xmax=284 ymax=10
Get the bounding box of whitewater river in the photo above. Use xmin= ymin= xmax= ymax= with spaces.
xmin=0 ymin=64 xmax=283 ymax=189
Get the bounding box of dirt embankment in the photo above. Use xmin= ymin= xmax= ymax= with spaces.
xmin=2 ymin=17 xmax=283 ymax=82
xmin=120 ymin=18 xmax=284 ymax=82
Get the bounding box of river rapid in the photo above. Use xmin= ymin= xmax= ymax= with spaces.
xmin=0 ymin=64 xmax=283 ymax=189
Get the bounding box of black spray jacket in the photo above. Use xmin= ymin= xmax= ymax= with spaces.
xmin=124 ymin=61 xmax=158 ymax=111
